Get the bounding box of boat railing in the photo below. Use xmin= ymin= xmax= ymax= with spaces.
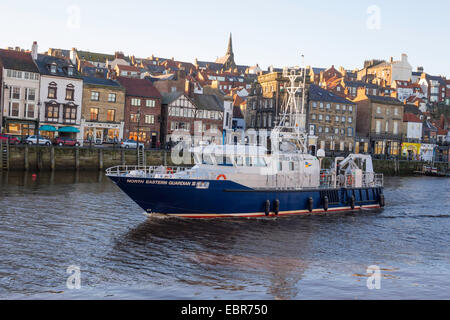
xmin=105 ymin=165 xmax=192 ymax=178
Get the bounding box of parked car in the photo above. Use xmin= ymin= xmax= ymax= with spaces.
xmin=0 ymin=134 xmax=21 ymax=145
xmin=120 ymin=139 xmax=144 ymax=149
xmin=25 ymin=135 xmax=52 ymax=146
xmin=53 ymin=137 xmax=80 ymax=147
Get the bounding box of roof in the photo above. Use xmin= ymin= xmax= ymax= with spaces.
xmin=366 ymin=95 xmax=403 ymax=105
xmin=116 ymin=64 xmax=141 ymax=72
xmin=344 ymin=80 xmax=379 ymax=89
xmin=82 ymin=76 xmax=123 ymax=88
xmin=0 ymin=49 xmax=39 ymax=73
xmin=308 ymin=84 xmax=356 ymax=104
xmin=161 ymin=91 xmax=184 ymax=105
xmin=403 ymin=113 xmax=422 ymax=123
xmin=77 ymin=50 xmax=115 ymax=63
xmin=193 ymin=94 xmax=224 ymax=111
xmin=35 ymin=54 xmax=82 ymax=79
xmin=116 ymin=77 xmax=162 ymax=98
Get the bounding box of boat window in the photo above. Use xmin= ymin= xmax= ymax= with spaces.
xmin=225 ymin=156 xmax=234 ymax=166
xmin=203 ymin=154 xmax=214 ymax=165
xmin=236 ymin=156 xmax=244 ymax=166
xmin=253 ymin=157 xmax=267 ymax=167
xmin=214 ymin=155 xmax=224 ymax=165
xmin=278 ymin=162 xmax=283 ymax=171
xmin=245 ymin=157 xmax=252 ymax=167
xmin=289 ymin=162 xmax=295 ymax=171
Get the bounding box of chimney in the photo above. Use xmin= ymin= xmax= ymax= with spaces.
xmin=417 ymin=66 xmax=424 ymax=73
xmin=401 ymin=53 xmax=407 ymax=62
xmin=70 ymin=48 xmax=77 ymax=65
xmin=390 ymin=57 xmax=394 ymax=63
xmin=31 ymin=41 xmax=38 ymax=60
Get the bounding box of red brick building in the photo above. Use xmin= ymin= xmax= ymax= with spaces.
xmin=116 ymin=77 xmax=162 ymax=148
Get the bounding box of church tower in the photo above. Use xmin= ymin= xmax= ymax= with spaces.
xmin=215 ymin=33 xmax=237 ymax=72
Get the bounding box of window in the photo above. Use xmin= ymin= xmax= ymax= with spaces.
xmin=26 ymin=104 xmax=35 ymax=118
xmin=64 ymin=106 xmax=77 ymax=122
xmin=91 ymin=91 xmax=100 ymax=101
xmin=319 ymin=103 xmax=324 ymax=109
xmin=10 ymin=102 xmax=19 ymax=117
xmin=376 ymin=106 xmax=381 ymax=114
xmin=130 ymin=113 xmax=139 ymax=122
xmin=131 ymin=98 xmax=141 ymax=106
xmin=65 ymin=88 xmax=74 ymax=101
xmin=11 ymin=87 xmax=20 ymax=100
xmin=385 ymin=121 xmax=389 ymax=132
xmin=342 ymin=105 xmax=346 ymax=111
xmin=376 ymin=120 xmax=381 ymax=133
xmin=311 ymin=114 xmax=317 ymax=120
xmin=336 ymin=104 xmax=340 ymax=111
xmin=46 ymin=104 xmax=59 ymax=121
xmin=48 ymin=86 xmax=57 ymax=99
xmin=312 ymin=102 xmax=317 ymax=108
xmin=349 ymin=105 xmax=353 ymax=112
xmin=342 ymin=116 xmax=346 ymax=123
xmin=319 ymin=114 xmax=323 ymax=121
xmin=145 ymin=115 xmax=155 ymax=124
xmin=326 ymin=104 xmax=331 ymax=110
xmin=50 ymin=65 xmax=57 ymax=74
xmin=348 ymin=117 xmax=353 ymax=123
xmin=335 ymin=116 xmax=339 ymax=122
xmin=108 ymin=93 xmax=116 ymax=102
xmin=26 ymin=88 xmax=36 ymax=101
xmin=107 ymin=109 xmax=116 ymax=122
xmin=146 ymin=99 xmax=155 ymax=107
xmin=90 ymin=108 xmax=99 ymax=121
xmin=67 ymin=67 xmax=74 ymax=76
xmin=394 ymin=108 xmax=399 ymax=116
xmin=393 ymin=121 xmax=399 ymax=135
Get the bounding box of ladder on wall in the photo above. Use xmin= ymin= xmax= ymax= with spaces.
xmin=137 ymin=145 xmax=146 ymax=167
xmin=1 ymin=142 xmax=8 ymax=170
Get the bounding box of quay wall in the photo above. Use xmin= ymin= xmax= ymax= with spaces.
xmin=2 ymin=145 xmax=448 ymax=176
xmin=3 ymin=145 xmax=174 ymax=172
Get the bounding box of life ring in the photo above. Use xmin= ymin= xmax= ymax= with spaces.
xmin=347 ymin=175 xmax=354 ymax=186
xmin=166 ymin=168 xmax=174 ymax=174
xmin=216 ymin=174 xmax=227 ymax=180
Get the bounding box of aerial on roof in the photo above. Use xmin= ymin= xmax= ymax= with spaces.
xmin=35 ymin=54 xmax=82 ymax=79
xmin=308 ymin=84 xmax=355 ymax=104
xmin=116 ymin=76 xmax=162 ymax=98
xmin=0 ymin=49 xmax=39 ymax=73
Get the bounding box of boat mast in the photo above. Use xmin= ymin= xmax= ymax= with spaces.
xmin=274 ymin=55 xmax=308 ymax=153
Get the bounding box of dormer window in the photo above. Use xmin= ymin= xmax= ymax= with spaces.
xmin=67 ymin=66 xmax=74 ymax=76
xmin=50 ymin=64 xmax=57 ymax=74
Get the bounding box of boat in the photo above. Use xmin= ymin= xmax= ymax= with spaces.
xmin=106 ymin=67 xmax=385 ymax=218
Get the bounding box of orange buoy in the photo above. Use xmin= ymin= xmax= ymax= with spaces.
xmin=216 ymin=174 xmax=227 ymax=180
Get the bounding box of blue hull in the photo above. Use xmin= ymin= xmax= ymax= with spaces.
xmin=108 ymin=176 xmax=384 ymax=218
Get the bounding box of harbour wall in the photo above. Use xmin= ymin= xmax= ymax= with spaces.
xmin=1 ymin=145 xmax=448 ymax=176
xmin=2 ymin=145 xmax=174 ymax=172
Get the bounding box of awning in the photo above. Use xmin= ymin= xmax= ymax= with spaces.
xmin=58 ymin=126 xmax=80 ymax=133
xmin=39 ymin=125 xmax=57 ymax=132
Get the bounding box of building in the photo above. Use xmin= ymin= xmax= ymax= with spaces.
xmin=418 ymin=73 xmax=447 ymax=104
xmin=116 ymin=77 xmax=162 ymax=148
xmin=354 ymin=90 xmax=404 ymax=156
xmin=0 ymin=45 xmax=40 ymax=137
xmin=402 ymin=112 xmax=423 ymax=143
xmin=307 ymin=84 xmax=356 ymax=155
xmin=34 ymin=47 xmax=84 ymax=141
xmin=214 ymin=33 xmax=237 ymax=72
xmin=357 ymin=54 xmax=412 ymax=85
xmin=80 ymin=77 xmax=126 ymax=144
xmin=160 ymin=91 xmax=197 ymax=145
xmin=392 ymin=80 xmax=424 ymax=102
xmin=114 ymin=64 xmax=141 ymax=78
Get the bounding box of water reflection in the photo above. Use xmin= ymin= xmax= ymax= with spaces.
xmin=0 ymin=172 xmax=449 ymax=299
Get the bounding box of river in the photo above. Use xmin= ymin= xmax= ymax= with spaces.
xmin=0 ymin=171 xmax=449 ymax=299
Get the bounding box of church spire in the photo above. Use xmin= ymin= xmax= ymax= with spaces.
xmin=226 ymin=33 xmax=233 ymax=55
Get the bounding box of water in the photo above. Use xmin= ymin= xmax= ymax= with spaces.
xmin=0 ymin=171 xmax=449 ymax=300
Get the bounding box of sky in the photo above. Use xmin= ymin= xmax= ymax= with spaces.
xmin=0 ymin=0 xmax=449 ymax=77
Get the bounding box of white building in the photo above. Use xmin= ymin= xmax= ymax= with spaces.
xmin=34 ymin=43 xmax=84 ymax=141
xmin=0 ymin=44 xmax=41 ymax=137
xmin=403 ymin=113 xmax=423 ymax=141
